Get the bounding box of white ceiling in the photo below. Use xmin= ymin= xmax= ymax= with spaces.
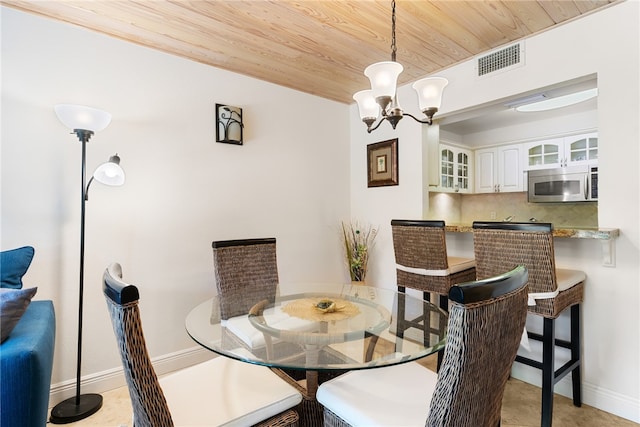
xmin=438 ymin=76 xmax=598 ymax=138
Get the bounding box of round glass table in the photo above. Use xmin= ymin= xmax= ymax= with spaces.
xmin=185 ymin=282 xmax=447 ymax=426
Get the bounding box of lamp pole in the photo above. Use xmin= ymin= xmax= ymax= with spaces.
xmin=50 ymin=104 xmax=123 ymax=423
xmin=50 ymin=129 xmax=103 ymax=424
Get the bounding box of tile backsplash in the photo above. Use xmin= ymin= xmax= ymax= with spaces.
xmin=427 ymin=192 xmax=598 ymax=228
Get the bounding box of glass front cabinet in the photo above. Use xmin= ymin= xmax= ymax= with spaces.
xmin=565 ymin=132 xmax=598 ymax=166
xmin=524 ymin=132 xmax=598 ymax=170
xmin=439 ymin=144 xmax=472 ymax=193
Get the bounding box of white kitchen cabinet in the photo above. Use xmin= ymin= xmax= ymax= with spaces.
xmin=524 ymin=132 xmax=598 ymax=169
xmin=438 ymin=144 xmax=472 ymax=193
xmin=523 ymin=138 xmax=564 ymax=170
xmin=475 ymin=144 xmax=524 ymax=193
xmin=564 ymin=132 xmax=598 ymax=166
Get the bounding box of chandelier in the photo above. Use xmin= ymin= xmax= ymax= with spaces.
xmin=353 ymin=0 xmax=449 ymax=133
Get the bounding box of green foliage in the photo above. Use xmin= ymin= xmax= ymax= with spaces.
xmin=341 ymin=220 xmax=377 ymax=281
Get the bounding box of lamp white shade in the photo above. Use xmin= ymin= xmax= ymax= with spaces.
xmin=54 ymin=104 xmax=112 ymax=132
xmin=353 ymin=90 xmax=380 ymax=120
xmin=93 ymin=155 xmax=125 ymax=186
xmin=364 ymin=61 xmax=403 ymax=99
xmin=412 ymin=77 xmax=449 ymax=112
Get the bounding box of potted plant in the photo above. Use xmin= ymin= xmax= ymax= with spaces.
xmin=341 ymin=220 xmax=377 ymax=283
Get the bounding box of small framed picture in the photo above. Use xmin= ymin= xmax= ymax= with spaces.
xmin=367 ymin=138 xmax=398 ymax=187
xmin=216 ymin=103 xmax=243 ymax=145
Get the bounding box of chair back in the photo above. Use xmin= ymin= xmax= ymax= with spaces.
xmin=212 ymin=238 xmax=279 ymax=319
xmin=426 ymin=265 xmax=529 ymax=426
xmin=391 ymin=220 xmax=449 ymax=270
xmin=472 ymin=221 xmax=557 ymax=295
xmin=103 ymin=262 xmax=174 ymax=427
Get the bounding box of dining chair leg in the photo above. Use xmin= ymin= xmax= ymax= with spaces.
xmin=438 ymin=294 xmax=448 ymax=312
xmin=436 ymin=294 xmax=448 ymax=371
xmin=395 ymin=289 xmax=407 ymax=354
xmin=396 ymin=286 xmax=447 ymax=370
xmin=541 ymin=317 xmax=555 ymax=427
xmin=570 ymin=304 xmax=582 ymax=407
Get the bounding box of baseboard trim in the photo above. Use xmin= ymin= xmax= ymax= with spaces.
xmin=49 ymin=346 xmax=215 ymax=407
xmin=511 ymin=364 xmax=640 ymax=423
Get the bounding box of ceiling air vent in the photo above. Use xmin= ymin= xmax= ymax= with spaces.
xmin=476 ymin=42 xmax=524 ymax=77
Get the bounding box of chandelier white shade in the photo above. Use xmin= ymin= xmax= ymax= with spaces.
xmin=353 ymin=1 xmax=448 ymax=133
xmin=365 ymin=61 xmax=404 ymax=100
xmin=54 ymin=104 xmax=112 ymax=132
xmin=353 ymin=90 xmax=379 ymax=122
xmin=413 ymin=77 xmax=449 ymax=116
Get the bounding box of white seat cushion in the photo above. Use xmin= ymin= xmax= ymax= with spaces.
xmin=396 ymin=257 xmax=475 ymax=277
xmin=316 ymin=361 xmax=438 ymax=427
xmin=555 ymin=268 xmax=586 ymax=292
xmin=526 ymin=268 xmax=586 ymax=305
xmin=223 ymin=309 xmax=317 ymax=348
xmin=447 ymin=256 xmax=476 ymax=274
xmin=160 ymin=357 xmax=302 ymax=427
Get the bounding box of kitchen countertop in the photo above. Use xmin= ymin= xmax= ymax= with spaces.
xmin=444 ymin=224 xmax=620 ymax=240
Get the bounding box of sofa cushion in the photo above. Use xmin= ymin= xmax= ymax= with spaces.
xmin=1 ymin=300 xmax=56 ymax=427
xmin=0 ymin=287 xmax=38 ymax=343
xmin=1 ymin=246 xmax=35 ymax=289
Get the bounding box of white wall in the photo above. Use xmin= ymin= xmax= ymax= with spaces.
xmin=351 ymin=1 xmax=639 ymax=422
xmin=1 ymin=7 xmax=350 ymax=402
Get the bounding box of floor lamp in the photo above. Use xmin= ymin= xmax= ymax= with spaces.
xmin=50 ymin=104 xmax=125 ymax=424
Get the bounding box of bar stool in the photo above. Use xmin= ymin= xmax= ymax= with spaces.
xmin=472 ymin=221 xmax=584 ymax=427
xmin=391 ymin=220 xmax=476 ymax=368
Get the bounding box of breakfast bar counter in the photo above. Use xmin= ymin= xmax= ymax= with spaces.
xmin=442 ymin=223 xmax=619 ymax=266
xmin=444 ymin=224 xmax=619 ymax=240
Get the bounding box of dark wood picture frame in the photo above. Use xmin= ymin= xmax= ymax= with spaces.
xmin=367 ymin=138 xmax=398 ymax=187
xmin=216 ymin=103 xmax=244 ymax=145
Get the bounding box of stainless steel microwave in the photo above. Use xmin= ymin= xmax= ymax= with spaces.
xmin=527 ymin=165 xmax=598 ymax=203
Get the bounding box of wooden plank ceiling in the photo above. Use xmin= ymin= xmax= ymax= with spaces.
xmin=2 ymin=0 xmax=617 ymax=104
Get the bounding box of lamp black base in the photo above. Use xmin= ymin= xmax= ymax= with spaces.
xmin=49 ymin=393 xmax=103 ymax=424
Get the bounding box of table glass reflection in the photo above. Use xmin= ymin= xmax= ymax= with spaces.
xmin=186 ymin=282 xmax=447 ymax=374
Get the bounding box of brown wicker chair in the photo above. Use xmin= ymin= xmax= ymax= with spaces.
xmin=212 ymin=238 xmax=331 ymax=426
xmin=103 ymin=262 xmax=301 ymax=427
xmin=212 ymin=238 xmax=280 ymax=321
xmin=317 ymin=265 xmax=529 ymax=427
xmin=391 ymin=219 xmax=476 ymax=368
xmin=472 ymin=222 xmax=584 ymax=427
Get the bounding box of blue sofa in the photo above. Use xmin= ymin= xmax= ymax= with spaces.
xmin=0 ymin=300 xmax=56 ymax=427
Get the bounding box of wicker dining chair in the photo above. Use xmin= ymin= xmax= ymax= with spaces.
xmin=212 ymin=238 xmax=334 ymax=426
xmin=472 ymin=222 xmax=584 ymax=427
xmin=317 ymin=265 xmax=529 ymax=427
xmin=211 ymin=238 xmax=310 ymax=359
xmin=212 ymin=238 xmax=280 ymax=321
xmin=103 ymin=262 xmax=301 ymax=427
xmin=391 ymin=219 xmax=476 ymax=368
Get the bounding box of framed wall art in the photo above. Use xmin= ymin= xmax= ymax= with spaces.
xmin=216 ymin=103 xmax=244 ymax=145
xmin=367 ymin=138 xmax=398 ymax=187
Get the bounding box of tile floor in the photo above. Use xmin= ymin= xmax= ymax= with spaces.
xmin=48 ymin=355 xmax=638 ymax=427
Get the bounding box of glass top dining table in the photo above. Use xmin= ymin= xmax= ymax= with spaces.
xmin=185 ymin=282 xmax=447 ymax=401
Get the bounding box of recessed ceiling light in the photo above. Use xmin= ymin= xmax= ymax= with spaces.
xmin=503 ymin=94 xmax=547 ymax=109
xmin=516 ymin=88 xmax=598 ymax=112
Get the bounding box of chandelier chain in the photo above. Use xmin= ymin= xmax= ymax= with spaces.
xmin=391 ymin=0 xmax=397 ymax=62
